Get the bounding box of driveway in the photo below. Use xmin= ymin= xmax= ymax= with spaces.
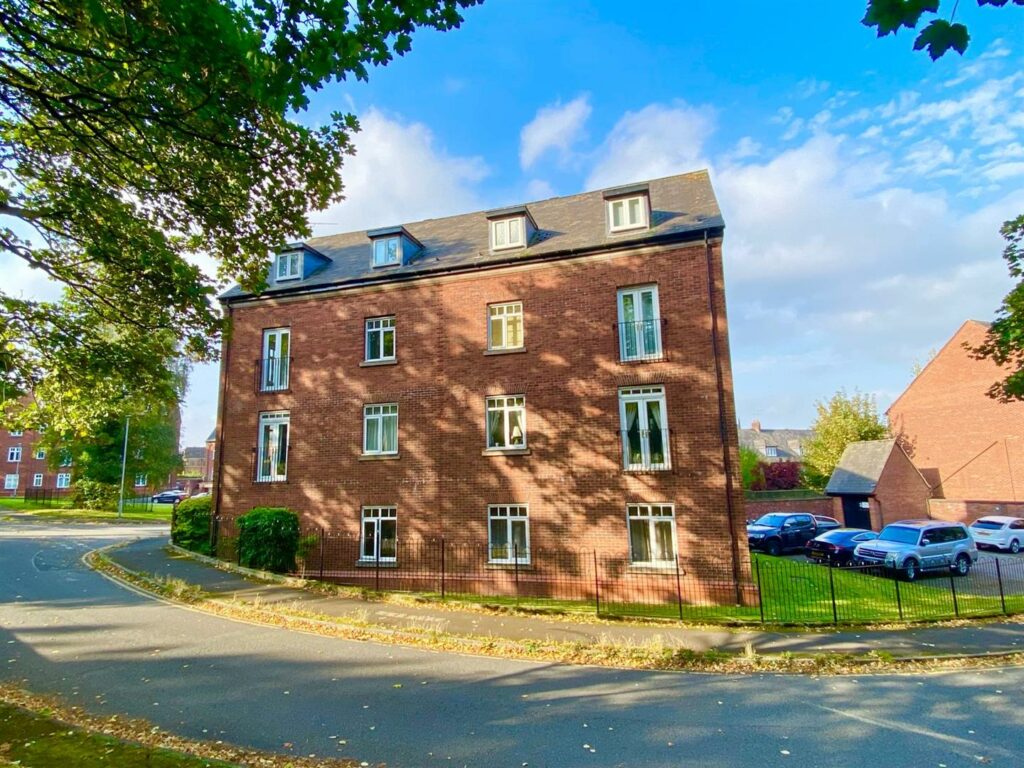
xmin=1 ymin=521 xmax=1022 ymax=767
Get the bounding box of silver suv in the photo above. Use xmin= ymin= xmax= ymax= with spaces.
xmin=853 ymin=520 xmax=978 ymax=581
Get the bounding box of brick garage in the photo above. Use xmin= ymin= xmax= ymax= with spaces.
xmin=213 ymin=173 xmax=751 ymax=602
xmin=826 ymin=439 xmax=931 ymax=530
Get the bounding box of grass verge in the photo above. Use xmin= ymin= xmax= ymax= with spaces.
xmin=0 ymin=684 xmax=360 ymax=767
xmin=0 ymin=497 xmax=173 ymax=523
xmin=88 ymin=546 xmax=1024 ymax=676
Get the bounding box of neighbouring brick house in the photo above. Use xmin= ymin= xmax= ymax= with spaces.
xmin=887 ymin=320 xmax=1024 ymax=522
xmin=0 ymin=427 xmax=73 ymax=497
xmin=212 ymin=171 xmax=750 ymax=601
xmin=825 ymin=438 xmax=931 ymax=530
xmin=181 ymin=446 xmax=206 ymax=476
xmin=738 ymin=420 xmax=812 ymax=462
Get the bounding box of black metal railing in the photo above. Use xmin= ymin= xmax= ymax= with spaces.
xmin=617 ymin=318 xmax=665 ymax=362
xmin=255 ymin=356 xmax=292 ymax=393
xmin=620 ymin=428 xmax=671 ymax=470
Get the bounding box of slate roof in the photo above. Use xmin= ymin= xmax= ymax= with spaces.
xmin=221 ymin=170 xmax=723 ymax=302
xmin=825 ymin=439 xmax=897 ymax=496
xmin=739 ymin=427 xmax=813 ymax=462
xmin=182 ymin=446 xmax=206 ymax=460
xmin=206 ymin=428 xmax=217 ymax=443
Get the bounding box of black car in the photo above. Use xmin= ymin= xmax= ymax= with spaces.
xmin=152 ymin=489 xmax=187 ymax=504
xmin=747 ymin=512 xmax=823 ymax=556
xmin=806 ymin=528 xmax=878 ymax=566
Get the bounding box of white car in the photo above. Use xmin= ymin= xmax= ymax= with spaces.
xmin=969 ymin=516 xmax=1024 ymax=553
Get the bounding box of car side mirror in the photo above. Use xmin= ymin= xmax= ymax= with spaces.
xmin=921 ymin=538 xmax=931 ymax=546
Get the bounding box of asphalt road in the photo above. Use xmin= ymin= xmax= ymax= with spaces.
xmin=1 ymin=523 xmax=1023 ymax=768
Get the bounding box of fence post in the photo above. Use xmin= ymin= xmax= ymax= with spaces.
xmin=592 ymin=551 xmax=600 ymax=616
xmin=949 ymin=572 xmax=959 ymax=618
xmin=894 ymin=572 xmax=904 ymax=621
xmin=440 ymin=537 xmax=446 ymax=600
xmin=996 ymin=558 xmax=1007 ymax=615
xmin=514 ymin=543 xmax=520 ymax=605
xmin=319 ymin=528 xmax=325 ymax=581
xmin=755 ymin=557 xmax=765 ymax=624
xmin=375 ymin=541 xmax=381 ymax=592
xmin=674 ymin=558 xmax=684 ymax=621
xmin=828 ymin=562 xmax=838 ymax=625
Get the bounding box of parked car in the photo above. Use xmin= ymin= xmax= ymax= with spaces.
xmin=813 ymin=516 xmax=843 ymax=534
xmin=747 ymin=512 xmax=827 ymax=556
xmin=806 ymin=528 xmax=879 ymax=566
xmin=854 ymin=520 xmax=978 ymax=581
xmin=152 ymin=489 xmax=188 ymax=504
xmin=969 ymin=516 xmax=1024 ymax=553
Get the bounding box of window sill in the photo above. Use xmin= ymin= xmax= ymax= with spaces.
xmin=627 ymin=562 xmax=678 ymax=572
xmin=481 ymin=448 xmax=531 ymax=457
xmin=258 ymin=387 xmax=292 ymax=395
xmin=253 ymin=478 xmax=288 ymax=485
xmin=624 ymin=466 xmax=672 ymax=474
xmin=355 ymin=559 xmax=398 ymax=568
xmin=359 ymin=453 xmax=401 ymax=461
xmin=484 ymin=347 xmax=527 ymax=356
xmin=618 ymin=356 xmax=665 ymax=365
xmin=486 ymin=561 xmax=532 ymax=569
xmin=360 ymin=359 xmax=398 ymax=368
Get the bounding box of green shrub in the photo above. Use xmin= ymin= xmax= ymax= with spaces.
xmin=236 ymin=507 xmax=299 ymax=573
xmin=171 ymin=496 xmax=213 ymax=555
xmin=67 ymin=479 xmax=119 ymax=511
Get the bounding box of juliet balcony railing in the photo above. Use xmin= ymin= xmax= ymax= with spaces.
xmin=620 ymin=428 xmax=672 ymax=471
xmin=255 ymin=356 xmax=292 ymax=393
xmin=617 ymin=318 xmax=665 ymax=362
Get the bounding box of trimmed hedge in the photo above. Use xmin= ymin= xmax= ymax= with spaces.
xmin=236 ymin=507 xmax=299 ymax=573
xmin=171 ymin=496 xmax=212 ymax=555
xmin=67 ymin=480 xmax=119 ymax=511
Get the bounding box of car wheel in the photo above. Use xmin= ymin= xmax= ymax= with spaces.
xmin=902 ymin=559 xmax=919 ymax=582
xmin=954 ymin=554 xmax=971 ymax=576
xmin=765 ymin=539 xmax=782 ymax=557
xmin=1010 ymin=539 xmax=1021 ymax=555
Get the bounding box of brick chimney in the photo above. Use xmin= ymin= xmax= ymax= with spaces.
xmin=751 ymin=419 xmax=762 ymax=432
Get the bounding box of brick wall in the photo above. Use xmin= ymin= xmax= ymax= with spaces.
xmin=214 ymin=238 xmax=751 ymax=592
xmin=869 ymin=444 xmax=931 ymax=529
xmin=0 ymin=428 xmax=67 ymax=496
xmin=744 ymin=496 xmax=837 ymax=521
xmin=927 ymin=499 xmax=1024 ymax=524
xmin=888 ymin=321 xmax=1024 ymax=501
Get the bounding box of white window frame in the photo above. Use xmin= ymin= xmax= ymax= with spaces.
xmin=34 ymin=449 xmax=45 ymax=460
xmin=256 ymin=411 xmax=289 ymax=482
xmin=364 ymin=317 xmax=396 ymax=362
xmin=488 ymin=504 xmax=530 ymax=564
xmin=490 ymin=217 xmax=525 ymax=251
xmin=617 ymin=285 xmax=662 ymax=361
xmin=9 ymin=430 xmax=22 ymax=437
xmin=607 ymin=195 xmax=649 ymax=233
xmin=485 ymin=395 xmax=527 ymax=450
xmin=7 ymin=446 xmax=21 ymax=462
xmin=764 ymin=445 xmax=778 ymax=458
xmin=276 ymin=251 xmax=302 ymax=281
xmin=32 ymin=473 xmax=43 ymax=487
xmin=372 ymin=236 xmax=400 ymax=267
xmin=56 ymin=472 xmax=71 ymax=489
xmin=363 ymin=404 xmax=398 ymax=456
xmin=627 ymin=503 xmax=677 ymax=566
xmin=487 ymin=302 xmax=524 ymax=351
xmin=3 ymin=474 xmax=17 ymax=490
xmin=134 ymin=473 xmax=148 ymax=488
xmin=360 ymin=506 xmax=397 ymax=562
xmin=261 ymin=327 xmax=291 ymax=391
xmin=619 ymin=386 xmax=671 ymax=471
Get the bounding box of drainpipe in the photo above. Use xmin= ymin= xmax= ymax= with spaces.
xmin=704 ymin=230 xmax=743 ymax=602
xmin=211 ymin=303 xmax=232 ymax=552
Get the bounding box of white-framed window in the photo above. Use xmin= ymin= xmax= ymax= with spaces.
xmin=56 ymin=472 xmax=71 ymax=489
xmin=134 ymin=473 xmax=148 ymax=487
xmin=365 ymin=317 xmax=396 ymax=362
xmin=9 ymin=430 xmax=22 ymax=437
xmin=59 ymin=452 xmax=72 ymax=467
xmin=32 ymin=473 xmax=43 ymax=487
xmin=486 ymin=395 xmax=527 ymax=450
xmin=256 ymin=411 xmax=289 ymax=482
xmin=7 ymin=446 xmax=21 ymax=462
xmin=617 ymin=285 xmax=662 ymax=361
xmin=3 ymin=474 xmax=17 ymax=490
xmin=607 ymin=195 xmax=648 ymax=232
xmin=276 ymin=251 xmax=301 ymax=281
xmin=490 ymin=217 xmax=524 ymax=250
xmin=627 ymin=503 xmax=677 ymax=565
xmin=34 ymin=448 xmax=45 ymax=460
xmin=764 ymin=445 xmax=778 ymax=458
xmin=261 ymin=327 xmax=291 ymax=391
xmin=363 ymin=404 xmax=398 ymax=455
xmin=487 ymin=302 xmax=524 ymax=351
xmin=372 ymin=236 xmax=400 ymax=267
xmin=488 ymin=504 xmax=530 ymax=564
xmin=360 ymin=506 xmax=397 ymax=562
xmin=619 ymin=386 xmax=670 ymax=471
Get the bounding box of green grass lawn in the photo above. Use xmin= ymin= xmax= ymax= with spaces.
xmin=0 ymin=497 xmax=173 ymax=523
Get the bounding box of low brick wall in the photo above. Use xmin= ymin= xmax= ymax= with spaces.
xmin=928 ymin=499 xmax=1024 ymax=524
xmin=744 ymin=496 xmax=838 ymax=521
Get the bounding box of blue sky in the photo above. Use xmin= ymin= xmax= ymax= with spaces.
xmin=5 ymin=1 xmax=1024 ymax=446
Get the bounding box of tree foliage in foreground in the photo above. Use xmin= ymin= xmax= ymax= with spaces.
xmin=802 ymin=391 xmax=889 ymax=491
xmin=0 ymin=0 xmax=480 ymax=431
xmin=863 ymin=0 xmax=1022 ymax=60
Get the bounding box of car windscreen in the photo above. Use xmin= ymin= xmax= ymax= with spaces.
xmin=752 ymin=514 xmax=789 ymax=527
xmin=877 ymin=526 xmax=921 ymax=545
xmin=970 ymin=520 xmax=1005 ymax=530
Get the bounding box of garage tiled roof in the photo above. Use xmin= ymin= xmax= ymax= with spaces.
xmin=825 ymin=439 xmax=897 ymax=496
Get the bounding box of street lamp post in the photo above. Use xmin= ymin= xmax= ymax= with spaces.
xmin=117 ymin=416 xmax=130 ymax=519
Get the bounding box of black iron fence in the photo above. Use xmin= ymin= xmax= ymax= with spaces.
xmin=22 ymin=488 xmax=65 ymax=508
xmin=122 ymin=495 xmax=154 ymax=513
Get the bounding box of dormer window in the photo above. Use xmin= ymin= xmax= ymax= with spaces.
xmin=367 ymin=226 xmax=422 ymax=269
xmin=491 ymin=218 xmax=524 ymax=251
xmin=373 ymin=236 xmax=400 ymax=267
xmin=276 ymin=251 xmax=302 ymax=281
xmin=603 ymin=184 xmax=650 ymax=233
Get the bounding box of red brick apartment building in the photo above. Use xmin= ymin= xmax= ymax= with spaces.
xmin=888 ymin=320 xmax=1024 ymax=521
xmin=0 ymin=427 xmax=72 ymax=497
xmin=212 ymin=172 xmax=750 ymax=599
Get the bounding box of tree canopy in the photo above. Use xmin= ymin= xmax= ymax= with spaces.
xmin=802 ymin=390 xmax=889 ymax=491
xmin=0 ymin=0 xmax=479 ymax=432
xmin=863 ymin=0 xmax=1022 ymax=60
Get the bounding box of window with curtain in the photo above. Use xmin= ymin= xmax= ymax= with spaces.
xmin=488 ymin=505 xmax=530 ymax=563
xmin=617 ymin=285 xmax=662 ymax=361
xmin=486 ymin=396 xmax=527 ymax=449
xmin=257 ymin=411 xmax=289 ymax=482
xmin=363 ymin=404 xmax=398 ymax=455
xmin=361 ymin=506 xmax=397 ymax=561
xmin=627 ymin=503 xmax=676 ymax=565
xmin=261 ymin=327 xmax=290 ymax=391
xmin=618 ymin=386 xmax=670 ymax=470
xmin=487 ymin=302 xmax=524 ymax=350
xmin=365 ymin=317 xmax=396 ymax=362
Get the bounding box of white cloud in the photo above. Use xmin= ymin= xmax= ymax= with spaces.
xmin=584 ymin=101 xmax=715 ymax=190
xmin=518 ymin=94 xmax=592 ymax=170
xmin=524 ymin=179 xmax=555 ymax=200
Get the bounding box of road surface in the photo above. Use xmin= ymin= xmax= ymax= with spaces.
xmin=1 ymin=522 xmax=1021 ymax=767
